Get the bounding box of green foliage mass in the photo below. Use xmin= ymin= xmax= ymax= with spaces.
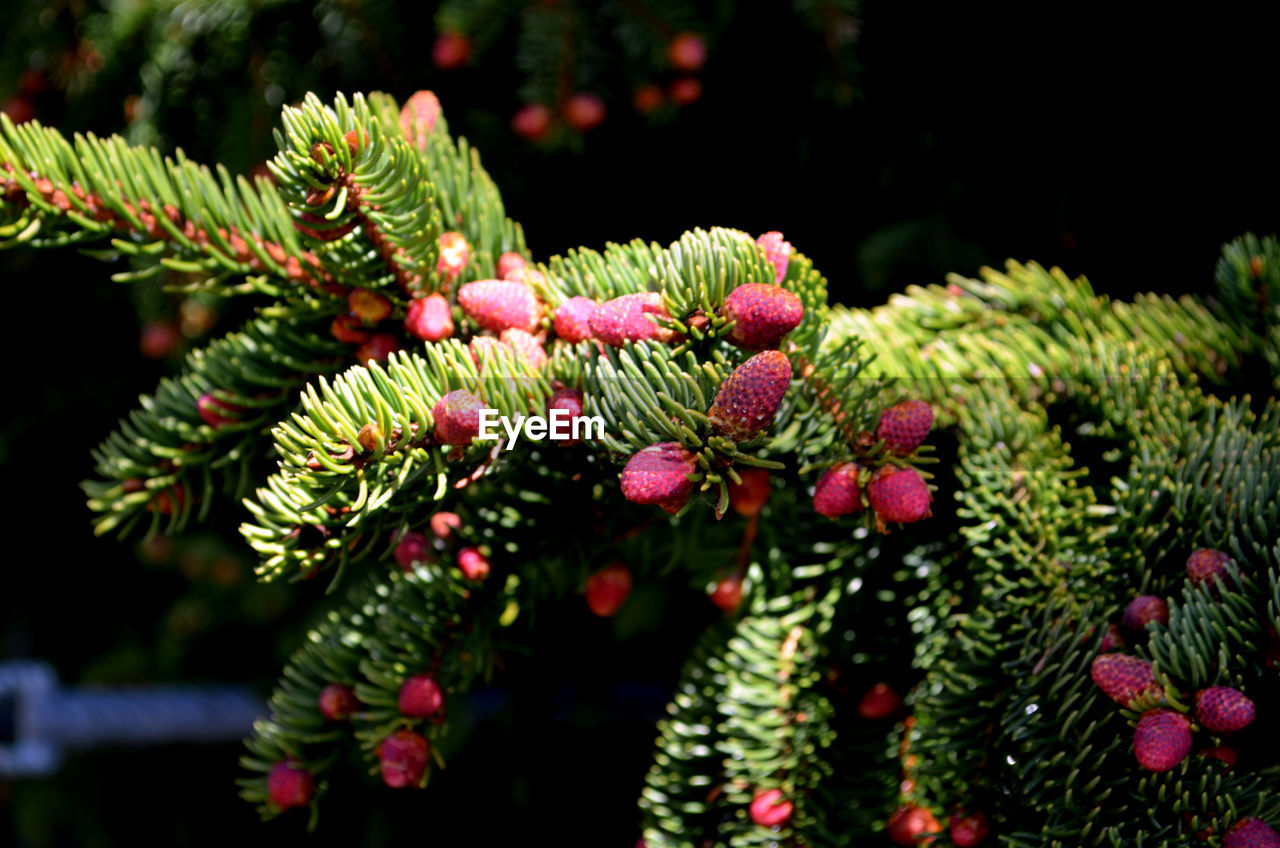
xmin=2 ymin=89 xmax=1277 ymax=845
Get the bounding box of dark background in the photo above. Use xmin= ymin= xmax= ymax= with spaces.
xmin=2 ymin=1 xmax=1277 ymax=845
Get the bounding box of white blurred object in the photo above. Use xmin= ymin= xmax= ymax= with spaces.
xmin=0 ymin=661 xmax=263 ymax=778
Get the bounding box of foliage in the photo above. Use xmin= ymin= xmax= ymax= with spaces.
xmin=3 ymin=85 xmax=1278 ymax=846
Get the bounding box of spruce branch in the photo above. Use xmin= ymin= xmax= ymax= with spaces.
xmin=828 ymin=261 xmax=1253 ymax=412
xmin=241 ymin=555 xmax=514 ymax=817
xmin=241 ymin=341 xmax=549 ymax=582
xmin=269 ymin=92 xmax=441 ymax=296
xmin=83 ymin=306 xmax=348 ymax=538
xmin=367 ymin=91 xmax=529 ymax=283
xmin=641 ymin=555 xmax=842 ymax=846
xmin=0 ymin=115 xmax=335 ymax=295
xmin=7 ymin=83 xmax=1280 ymax=846
xmin=1216 ymin=233 xmax=1280 ymax=383
xmin=640 ymin=624 xmax=734 ymax=847
xmin=906 ymin=381 xmax=1107 ymax=818
xmin=583 ymin=340 xmax=720 ymax=454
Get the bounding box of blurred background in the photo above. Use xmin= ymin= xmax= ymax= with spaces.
xmin=1 ymin=0 xmax=1277 ymax=844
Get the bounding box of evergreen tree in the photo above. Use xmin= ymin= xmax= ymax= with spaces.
xmin=2 ymin=89 xmax=1276 ymax=845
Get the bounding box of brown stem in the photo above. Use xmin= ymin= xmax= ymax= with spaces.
xmin=340 ymin=174 xmax=426 ymax=294
xmin=787 ymin=342 xmax=861 ymax=444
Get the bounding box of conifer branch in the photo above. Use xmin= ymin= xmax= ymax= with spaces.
xmin=8 ymin=85 xmax=1280 ymax=846
xmin=269 ymin=93 xmax=441 ymax=296
xmin=83 ymin=307 xmax=348 ymax=537
xmin=0 ymin=116 xmax=336 ymax=295
xmin=367 ymin=92 xmax=529 ymax=283
xmin=241 ymin=341 xmax=549 ymax=581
